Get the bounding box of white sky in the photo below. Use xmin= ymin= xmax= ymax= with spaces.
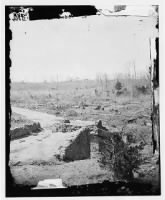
xmin=10 ymin=7 xmax=158 ymax=82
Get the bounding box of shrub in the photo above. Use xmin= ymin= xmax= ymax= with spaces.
xmin=135 ymin=85 xmax=148 ymax=95
xmin=115 ymin=80 xmax=122 ymax=91
xmin=99 ymin=132 xmax=144 ymax=180
xmin=113 ymin=143 xmax=144 ymax=180
xmin=116 ymin=87 xmax=128 ymax=96
xmin=94 ymin=89 xmax=99 ymax=96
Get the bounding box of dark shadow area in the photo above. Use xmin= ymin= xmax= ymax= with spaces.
xmin=5 ymin=6 xmax=15 ymax=196
xmin=64 ymin=128 xmax=91 ymax=161
xmin=7 ymin=180 xmax=160 ymax=197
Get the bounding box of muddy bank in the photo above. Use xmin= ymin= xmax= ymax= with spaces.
xmin=10 ymin=122 xmax=42 ymax=140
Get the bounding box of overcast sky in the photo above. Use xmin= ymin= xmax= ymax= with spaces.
xmin=10 ymin=7 xmax=158 ymax=82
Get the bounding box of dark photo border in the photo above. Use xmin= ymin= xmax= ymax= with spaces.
xmin=5 ymin=5 xmax=160 ymax=197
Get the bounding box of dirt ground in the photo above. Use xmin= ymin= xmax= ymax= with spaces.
xmin=10 ymin=108 xmax=113 ymax=188
xmin=9 ymin=81 xmax=160 ymax=193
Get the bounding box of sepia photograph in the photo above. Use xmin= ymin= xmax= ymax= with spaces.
xmin=3 ymin=2 xmax=162 ymax=197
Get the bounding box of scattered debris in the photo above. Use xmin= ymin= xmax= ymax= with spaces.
xmin=94 ymin=105 xmax=101 ymax=110
xmin=52 ymin=123 xmax=81 ymax=133
xmin=63 ymin=119 xmax=70 ymax=123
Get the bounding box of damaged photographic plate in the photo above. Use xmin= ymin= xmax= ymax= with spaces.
xmin=1 ymin=0 xmax=164 ymax=199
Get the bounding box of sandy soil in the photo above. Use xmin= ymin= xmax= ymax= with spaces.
xmin=9 ymin=104 xmax=160 ymax=191
xmin=10 ymin=107 xmax=111 ymax=187
xmin=12 ymin=106 xmax=95 ymax=127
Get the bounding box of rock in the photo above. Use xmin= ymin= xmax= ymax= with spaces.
xmin=64 ymin=119 xmax=70 ymax=123
xmin=90 ymin=131 xmax=97 ymax=135
xmin=19 ymin=139 xmax=25 ymax=143
xmin=121 ymin=186 xmax=126 ymax=190
xmin=94 ymin=105 xmax=101 ymax=110
xmin=146 ymin=122 xmax=152 ymax=127
xmin=55 ymin=111 xmax=60 ymax=115
xmin=96 ymin=120 xmax=108 ymax=131
xmin=122 ymin=135 xmax=127 ymax=143
xmin=132 ymin=170 xmax=139 ymax=178
xmin=72 ymin=105 xmax=79 ymax=109
xmin=96 ymin=120 xmax=102 ymax=127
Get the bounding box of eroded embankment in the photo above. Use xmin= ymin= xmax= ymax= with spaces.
xmin=10 ymin=108 xmax=112 ymax=186
xmin=10 ymin=107 xmax=95 ymax=164
xmin=64 ymin=128 xmax=91 ymax=161
xmin=10 ymin=123 xmax=42 ymax=140
xmin=9 ymin=107 xmax=159 ymax=190
xmin=10 ymin=127 xmax=92 ymax=166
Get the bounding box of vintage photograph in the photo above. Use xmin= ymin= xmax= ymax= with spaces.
xmin=5 ymin=4 xmax=160 ymax=196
